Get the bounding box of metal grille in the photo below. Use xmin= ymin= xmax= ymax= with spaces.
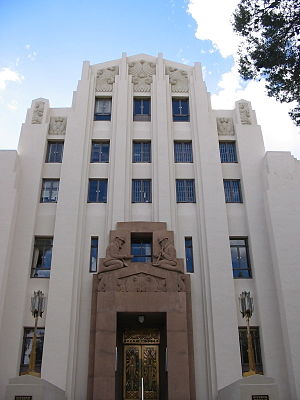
xmin=87 ymin=179 xmax=108 ymax=202
xmin=46 ymin=141 xmax=64 ymax=163
xmin=133 ymin=142 xmax=151 ymax=163
xmin=94 ymin=98 xmax=112 ymax=120
xmin=174 ymin=142 xmax=193 ymax=163
xmin=40 ymin=179 xmax=59 ymax=203
xmin=132 ymin=180 xmax=152 ymax=203
xmin=219 ymin=142 xmax=237 ymax=163
xmin=223 ymin=179 xmax=242 ymax=203
xmin=90 ymin=141 xmax=110 ymax=162
xmin=176 ymin=179 xmax=196 ymax=202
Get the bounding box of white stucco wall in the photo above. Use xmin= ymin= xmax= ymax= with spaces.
xmin=0 ymin=54 xmax=299 ymax=400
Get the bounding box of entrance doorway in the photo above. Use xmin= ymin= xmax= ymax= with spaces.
xmin=116 ymin=313 xmax=167 ymax=400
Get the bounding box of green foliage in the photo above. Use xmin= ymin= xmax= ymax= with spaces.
xmin=233 ymin=0 xmax=300 ymax=125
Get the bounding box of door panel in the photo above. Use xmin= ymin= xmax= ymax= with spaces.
xmin=123 ymin=345 xmax=159 ymax=400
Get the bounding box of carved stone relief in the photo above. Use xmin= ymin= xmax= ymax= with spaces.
xmin=31 ymin=101 xmax=45 ymax=124
xmin=165 ymin=67 xmax=189 ymax=92
xmin=239 ymin=102 xmax=252 ymax=124
xmin=117 ymin=273 xmax=167 ymax=292
xmin=95 ymin=66 xmax=119 ymax=92
xmin=152 ymin=236 xmax=179 ymax=271
xmin=128 ymin=60 xmax=156 ymax=92
xmin=103 ymin=235 xmax=132 ymax=271
xmin=217 ymin=117 xmax=235 ymax=136
xmin=48 ymin=117 xmax=67 ymax=135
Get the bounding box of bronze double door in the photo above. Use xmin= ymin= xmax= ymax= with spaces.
xmin=123 ymin=330 xmax=160 ymax=400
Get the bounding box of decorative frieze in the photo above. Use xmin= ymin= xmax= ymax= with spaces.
xmin=165 ymin=66 xmax=189 ymax=92
xmin=238 ymin=101 xmax=252 ymax=124
xmin=48 ymin=117 xmax=67 ymax=135
xmin=117 ymin=273 xmax=167 ymax=292
xmin=95 ymin=66 xmax=119 ymax=92
xmin=128 ymin=60 xmax=156 ymax=92
xmin=217 ymin=117 xmax=235 ymax=136
xmin=31 ymin=101 xmax=45 ymax=124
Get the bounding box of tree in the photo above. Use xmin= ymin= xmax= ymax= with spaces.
xmin=233 ymin=0 xmax=300 ymax=126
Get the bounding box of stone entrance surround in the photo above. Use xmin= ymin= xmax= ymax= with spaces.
xmin=88 ymin=222 xmax=195 ymax=400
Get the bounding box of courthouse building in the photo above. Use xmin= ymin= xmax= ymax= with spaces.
xmin=0 ymin=53 xmax=300 ymax=400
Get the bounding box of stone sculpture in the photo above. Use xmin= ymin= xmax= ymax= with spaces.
xmin=239 ymin=102 xmax=252 ymax=124
xmin=49 ymin=117 xmax=67 ymax=135
xmin=95 ymin=66 xmax=119 ymax=92
xmin=32 ymin=101 xmax=45 ymax=124
xmin=152 ymin=237 xmax=178 ymax=271
xmin=217 ymin=117 xmax=234 ymax=136
xmin=165 ymin=66 xmax=189 ymax=92
xmin=128 ymin=60 xmax=156 ymax=92
xmin=103 ymin=236 xmax=132 ymax=271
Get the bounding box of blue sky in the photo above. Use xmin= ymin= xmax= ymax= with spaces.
xmin=0 ymin=0 xmax=299 ymax=157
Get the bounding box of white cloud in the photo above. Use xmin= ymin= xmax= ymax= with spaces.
xmin=187 ymin=0 xmax=300 ymax=159
xmin=212 ymin=66 xmax=300 ymax=158
xmin=187 ymin=0 xmax=239 ymax=58
xmin=0 ymin=68 xmax=23 ymax=90
xmin=7 ymin=100 xmax=19 ymax=111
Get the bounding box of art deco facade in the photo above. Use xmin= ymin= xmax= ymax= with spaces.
xmin=0 ymin=54 xmax=300 ymax=400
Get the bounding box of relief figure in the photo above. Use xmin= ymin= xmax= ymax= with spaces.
xmin=103 ymin=236 xmax=132 ymax=271
xmin=153 ymin=237 xmax=178 ymax=271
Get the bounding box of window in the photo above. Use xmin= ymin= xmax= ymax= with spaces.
xmin=172 ymin=98 xmax=189 ymax=121
xmin=94 ymin=98 xmax=112 ymax=121
xmin=133 ymin=141 xmax=151 ymax=163
xmin=132 ymin=179 xmax=152 ymax=203
xmin=133 ymin=98 xmax=151 ymax=121
xmin=230 ymin=238 xmax=252 ymax=278
xmin=20 ymin=327 xmax=45 ymax=375
xmin=88 ymin=179 xmax=108 ymax=203
xmin=31 ymin=237 xmax=53 ymax=278
xmin=239 ymin=327 xmax=263 ymax=374
xmin=185 ymin=237 xmax=194 ymax=273
xmin=223 ymin=179 xmax=242 ymax=203
xmin=219 ymin=142 xmax=237 ymax=163
xmin=40 ymin=179 xmax=59 ymax=203
xmin=91 ymin=141 xmax=110 ymax=163
xmin=46 ymin=141 xmax=64 ymax=163
xmin=176 ymin=179 xmax=196 ymax=202
xmin=131 ymin=234 xmax=152 ymax=262
xmin=89 ymin=237 xmax=99 ymax=273
xmin=174 ymin=141 xmax=193 ymax=163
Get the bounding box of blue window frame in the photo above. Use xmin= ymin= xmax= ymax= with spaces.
xmin=172 ymin=98 xmax=189 ymax=121
xmin=219 ymin=142 xmax=237 ymax=163
xmin=131 ymin=238 xmax=152 ymax=262
xmin=176 ymin=179 xmax=196 ymax=203
xmin=133 ymin=98 xmax=151 ymax=121
xmin=40 ymin=179 xmax=59 ymax=203
xmin=185 ymin=237 xmax=194 ymax=272
xmin=174 ymin=141 xmax=193 ymax=163
xmin=132 ymin=179 xmax=152 ymax=203
xmin=46 ymin=141 xmax=64 ymax=163
xmin=94 ymin=98 xmax=112 ymax=121
xmin=91 ymin=141 xmax=110 ymax=163
xmin=230 ymin=238 xmax=252 ymax=278
xmin=133 ymin=142 xmax=151 ymax=163
xmin=89 ymin=237 xmax=98 ymax=273
xmin=223 ymin=179 xmax=242 ymax=203
xmin=31 ymin=237 xmax=53 ymax=278
xmin=88 ymin=179 xmax=108 ymax=203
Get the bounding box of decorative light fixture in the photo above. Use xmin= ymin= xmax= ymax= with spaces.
xmin=27 ymin=290 xmax=45 ymax=376
xmin=239 ymin=291 xmax=256 ymax=376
